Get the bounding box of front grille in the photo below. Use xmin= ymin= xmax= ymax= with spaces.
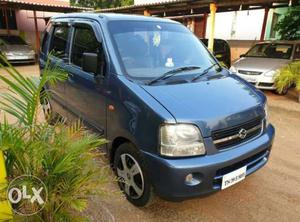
xmin=238 ymin=70 xmax=262 ymax=75
xmin=258 ymin=82 xmax=274 ymax=87
xmin=212 ymin=117 xmax=263 ymax=150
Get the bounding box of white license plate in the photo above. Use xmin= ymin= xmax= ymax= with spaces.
xmin=221 ymin=166 xmax=247 ymax=190
xmin=245 ymin=77 xmax=257 ymax=83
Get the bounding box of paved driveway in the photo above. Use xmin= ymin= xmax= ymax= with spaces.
xmin=1 ymin=65 xmax=300 ymax=222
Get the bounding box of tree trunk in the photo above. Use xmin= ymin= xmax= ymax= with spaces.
xmin=298 ymin=93 xmax=300 ymax=103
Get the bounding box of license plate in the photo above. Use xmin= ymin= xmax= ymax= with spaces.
xmin=221 ymin=166 xmax=247 ymax=190
xmin=244 ymin=77 xmax=256 ymax=83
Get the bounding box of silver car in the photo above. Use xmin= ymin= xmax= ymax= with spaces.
xmin=0 ymin=35 xmax=35 ymax=64
xmin=230 ymin=41 xmax=300 ymax=94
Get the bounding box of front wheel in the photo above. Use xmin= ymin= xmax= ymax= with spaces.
xmin=275 ymin=86 xmax=289 ymax=95
xmin=113 ymin=143 xmax=154 ymax=207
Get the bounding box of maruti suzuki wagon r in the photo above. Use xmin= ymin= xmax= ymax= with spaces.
xmin=39 ymin=13 xmax=275 ymax=207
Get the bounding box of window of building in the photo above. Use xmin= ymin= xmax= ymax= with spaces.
xmin=0 ymin=9 xmax=17 ymax=30
xmin=71 ymin=25 xmax=100 ymax=68
xmin=270 ymin=13 xmax=280 ymax=39
xmin=49 ymin=25 xmax=70 ymax=59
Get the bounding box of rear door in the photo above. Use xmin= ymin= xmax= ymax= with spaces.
xmin=64 ymin=21 xmax=107 ymax=135
xmin=40 ymin=21 xmax=71 ymax=119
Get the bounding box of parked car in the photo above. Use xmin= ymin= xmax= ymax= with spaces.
xmin=0 ymin=35 xmax=35 ymax=64
xmin=200 ymin=38 xmax=231 ymax=68
xmin=40 ymin=13 xmax=275 ymax=207
xmin=230 ymin=41 xmax=300 ymax=94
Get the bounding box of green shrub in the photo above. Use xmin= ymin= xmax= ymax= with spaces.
xmin=275 ymin=61 xmax=300 ymax=94
xmin=0 ymin=55 xmax=110 ymax=221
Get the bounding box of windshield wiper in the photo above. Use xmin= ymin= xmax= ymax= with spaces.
xmin=147 ymin=66 xmax=201 ymax=85
xmin=191 ymin=63 xmax=221 ymax=82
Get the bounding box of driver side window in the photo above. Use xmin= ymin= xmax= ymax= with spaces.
xmin=71 ymin=25 xmax=101 ymax=68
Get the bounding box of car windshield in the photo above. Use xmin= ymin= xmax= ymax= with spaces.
xmin=245 ymin=43 xmax=293 ymax=59
xmin=108 ymin=20 xmax=216 ymax=79
xmin=0 ymin=35 xmax=27 ymax=45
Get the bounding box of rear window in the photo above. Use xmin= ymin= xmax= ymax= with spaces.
xmin=41 ymin=23 xmax=53 ymax=54
xmin=0 ymin=35 xmax=27 ymax=45
xmin=49 ymin=25 xmax=70 ymax=59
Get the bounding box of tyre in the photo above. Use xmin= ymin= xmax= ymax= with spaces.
xmin=40 ymin=96 xmax=61 ymax=125
xmin=113 ymin=143 xmax=154 ymax=207
xmin=275 ymin=86 xmax=289 ymax=95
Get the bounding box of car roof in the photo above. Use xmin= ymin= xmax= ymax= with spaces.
xmin=51 ymin=12 xmax=179 ymax=24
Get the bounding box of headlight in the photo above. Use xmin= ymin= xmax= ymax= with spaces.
xmin=229 ymin=66 xmax=237 ymax=74
xmin=264 ymin=70 xmax=277 ymax=77
xmin=160 ymin=124 xmax=206 ymax=157
xmin=264 ymin=103 xmax=269 ymax=126
xmin=4 ymin=52 xmax=13 ymax=56
xmin=30 ymin=50 xmax=35 ymax=54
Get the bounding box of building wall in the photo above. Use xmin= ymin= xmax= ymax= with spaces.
xmin=205 ymin=9 xmax=265 ymax=40
xmin=0 ymin=0 xmax=69 ymax=51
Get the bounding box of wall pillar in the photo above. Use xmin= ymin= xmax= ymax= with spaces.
xmin=3 ymin=7 xmax=10 ymax=35
xmin=144 ymin=9 xmax=151 ymax=16
xmin=208 ymin=3 xmax=217 ymax=52
xmin=260 ymin=7 xmax=269 ymax=41
xmin=33 ymin=10 xmax=40 ymax=55
xmin=202 ymin=13 xmax=208 ymax=38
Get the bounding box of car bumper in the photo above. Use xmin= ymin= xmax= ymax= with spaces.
xmin=235 ymin=73 xmax=276 ymax=90
xmin=142 ymin=124 xmax=275 ymax=201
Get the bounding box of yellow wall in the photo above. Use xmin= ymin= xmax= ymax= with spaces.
xmin=0 ymin=151 xmax=12 ymax=220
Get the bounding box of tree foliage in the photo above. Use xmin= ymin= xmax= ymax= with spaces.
xmin=71 ymin=0 xmax=134 ymax=9
xmin=274 ymin=7 xmax=300 ymax=40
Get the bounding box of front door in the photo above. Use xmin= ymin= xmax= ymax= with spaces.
xmin=65 ymin=22 xmax=107 ymax=136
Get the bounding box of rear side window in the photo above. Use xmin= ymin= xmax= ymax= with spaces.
xmin=71 ymin=25 xmax=100 ymax=67
xmin=49 ymin=25 xmax=70 ymax=59
xmin=41 ymin=23 xmax=52 ymax=54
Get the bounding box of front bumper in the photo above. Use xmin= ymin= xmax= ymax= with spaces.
xmin=142 ymin=124 xmax=275 ymax=201
xmin=235 ymin=73 xmax=276 ymax=90
xmin=5 ymin=54 xmax=35 ymax=64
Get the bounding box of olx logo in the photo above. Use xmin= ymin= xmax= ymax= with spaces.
xmin=8 ymin=185 xmax=44 ymax=205
xmin=7 ymin=175 xmax=47 ymax=216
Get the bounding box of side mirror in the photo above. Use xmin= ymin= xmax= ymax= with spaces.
xmin=240 ymin=54 xmax=245 ymax=58
xmin=82 ymin=52 xmax=98 ymax=74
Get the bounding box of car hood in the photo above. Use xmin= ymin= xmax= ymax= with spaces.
xmin=141 ymin=75 xmax=265 ymax=137
xmin=232 ymin=57 xmax=290 ymax=73
xmin=0 ymin=44 xmax=33 ymax=53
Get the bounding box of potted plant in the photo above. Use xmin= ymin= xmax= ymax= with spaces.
xmin=275 ymin=61 xmax=300 ymax=102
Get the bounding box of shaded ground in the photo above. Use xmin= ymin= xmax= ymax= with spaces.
xmin=1 ymin=65 xmax=300 ymax=222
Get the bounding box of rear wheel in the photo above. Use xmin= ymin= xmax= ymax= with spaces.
xmin=40 ymin=96 xmax=61 ymax=125
xmin=113 ymin=143 xmax=154 ymax=207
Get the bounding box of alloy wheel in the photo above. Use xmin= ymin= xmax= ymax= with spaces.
xmin=41 ymin=98 xmax=52 ymax=121
xmin=117 ymin=153 xmax=144 ymax=199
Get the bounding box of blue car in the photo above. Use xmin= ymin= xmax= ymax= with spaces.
xmin=39 ymin=13 xmax=275 ymax=207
